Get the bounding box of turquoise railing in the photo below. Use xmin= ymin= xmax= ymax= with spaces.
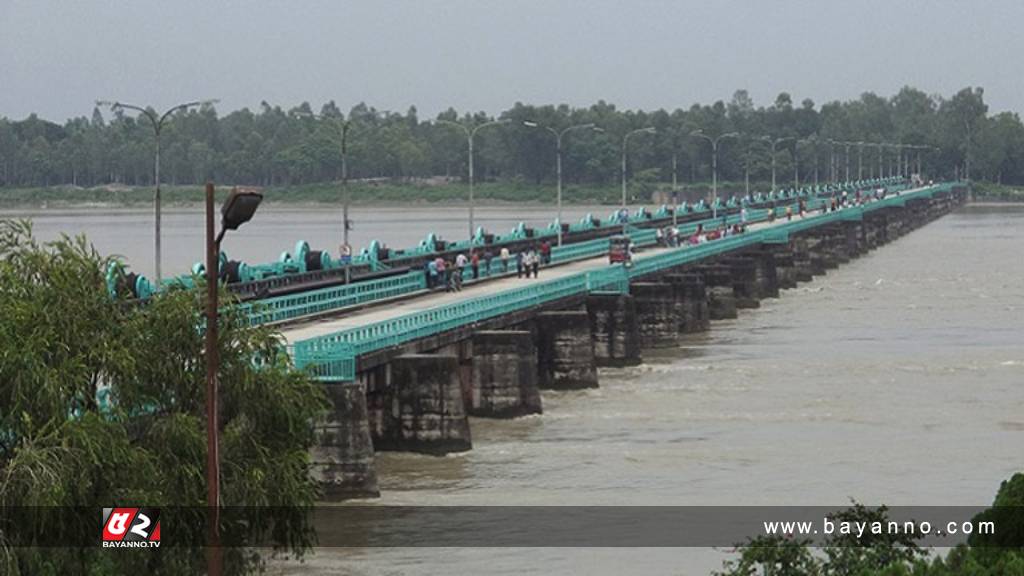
xmin=241 ymin=271 xmax=428 ymax=325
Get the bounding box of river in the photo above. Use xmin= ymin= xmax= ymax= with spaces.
xmin=1 ymin=204 xmax=613 ymax=279
xmin=5 ymin=203 xmax=1022 ymax=574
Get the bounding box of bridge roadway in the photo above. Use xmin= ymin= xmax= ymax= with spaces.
xmin=277 ymin=189 xmax=903 ymax=347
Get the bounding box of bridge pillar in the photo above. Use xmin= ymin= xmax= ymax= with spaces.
xmin=863 ymin=216 xmax=882 ymax=250
xmin=843 ymin=221 xmax=866 ymax=258
xmin=822 ymin=228 xmax=850 ymax=266
xmin=632 ymin=282 xmax=681 ymax=347
xmin=587 ymin=293 xmax=642 ymax=366
xmin=469 ymin=331 xmax=542 ymax=418
xmin=789 ymin=238 xmax=818 ymax=281
xmin=535 ymin=311 xmax=599 ymax=389
xmin=767 ymin=249 xmax=798 ymax=289
xmin=667 ymin=273 xmax=710 ymax=332
xmin=804 ymin=235 xmax=835 ymax=272
xmin=312 ymin=379 xmax=380 ymax=500
xmin=370 ymin=354 xmax=472 ymax=455
xmin=722 ymin=257 xmax=761 ymax=308
xmin=748 ymin=251 xmax=780 ymax=299
xmin=697 ymin=265 xmax=738 ymax=319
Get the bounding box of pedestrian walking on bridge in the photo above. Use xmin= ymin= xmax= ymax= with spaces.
xmin=516 ymin=250 xmax=524 ymax=278
xmin=500 ymin=246 xmax=510 ymax=273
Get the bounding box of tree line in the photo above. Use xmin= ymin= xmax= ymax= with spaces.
xmin=1 ymin=86 xmax=1022 ymax=192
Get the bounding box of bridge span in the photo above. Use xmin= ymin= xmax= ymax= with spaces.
xmin=277 ymin=181 xmax=968 ymax=499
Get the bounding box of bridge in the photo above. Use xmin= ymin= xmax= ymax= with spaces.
xmin=247 ymin=179 xmax=968 ymax=500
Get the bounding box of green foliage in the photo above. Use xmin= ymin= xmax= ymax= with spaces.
xmin=822 ymin=503 xmax=927 ymax=575
xmin=0 ymin=220 xmax=328 ymax=574
xmin=972 ymin=182 xmax=1024 ymax=201
xmin=716 ymin=477 xmax=1024 ymax=576
xmin=1 ymin=87 xmax=1022 ymax=199
xmin=715 ymin=534 xmax=822 ymax=576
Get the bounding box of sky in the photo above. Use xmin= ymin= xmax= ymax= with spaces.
xmin=1 ymin=0 xmax=1022 ymax=123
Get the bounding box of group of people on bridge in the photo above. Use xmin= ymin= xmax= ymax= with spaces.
xmin=424 ymin=240 xmax=553 ymax=292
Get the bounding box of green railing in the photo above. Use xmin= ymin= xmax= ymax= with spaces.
xmin=290 ymin=181 xmax=948 ymax=380
xmin=248 ymin=216 xmax=705 ymax=325
xmin=242 ymin=271 xmax=428 ymax=325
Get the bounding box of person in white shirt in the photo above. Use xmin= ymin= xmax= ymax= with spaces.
xmin=500 ymin=247 xmax=511 ymax=273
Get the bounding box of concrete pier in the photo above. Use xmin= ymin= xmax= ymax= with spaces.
xmin=748 ymin=252 xmax=780 ymax=299
xmin=470 ymin=331 xmax=542 ymax=417
xmin=789 ymin=238 xmax=817 ymax=281
xmin=632 ymin=282 xmax=681 ymax=346
xmin=723 ymin=257 xmax=761 ymax=309
xmin=587 ymin=293 xmax=642 ymax=366
xmin=312 ymin=380 xmax=380 ymax=500
xmin=667 ymin=273 xmax=710 ymax=332
xmin=535 ymin=311 xmax=599 ymax=389
xmin=369 ymin=354 xmax=472 ymax=455
xmin=696 ymin=265 xmax=738 ymax=320
xmin=768 ymin=249 xmax=798 ymax=289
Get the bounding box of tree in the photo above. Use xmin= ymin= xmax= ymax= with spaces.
xmin=0 ymin=220 xmax=327 ymax=575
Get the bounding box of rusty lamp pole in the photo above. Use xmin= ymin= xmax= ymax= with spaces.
xmin=205 ymin=183 xmax=262 ymax=576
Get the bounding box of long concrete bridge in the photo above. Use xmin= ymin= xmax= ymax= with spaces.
xmin=270 ymin=180 xmax=967 ymax=499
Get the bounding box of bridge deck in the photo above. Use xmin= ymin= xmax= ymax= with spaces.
xmin=279 ymin=209 xmax=792 ymax=344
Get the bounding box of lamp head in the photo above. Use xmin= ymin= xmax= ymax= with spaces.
xmin=221 ymin=186 xmax=263 ymax=231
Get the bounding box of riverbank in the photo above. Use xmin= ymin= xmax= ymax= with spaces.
xmin=0 ymin=180 xmax=772 ymax=208
xmin=971 ymin=181 xmax=1024 ymax=201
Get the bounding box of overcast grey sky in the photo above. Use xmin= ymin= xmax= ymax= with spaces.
xmin=1 ymin=0 xmax=1021 ymax=122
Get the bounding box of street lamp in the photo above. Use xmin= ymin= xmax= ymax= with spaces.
xmin=853 ymin=141 xmax=866 ymax=180
xmin=760 ymin=136 xmax=793 ymax=193
xmin=690 ymin=130 xmax=738 ymax=219
xmin=796 ymin=137 xmax=815 ymax=188
xmin=296 ymin=111 xmax=355 ymax=283
xmin=826 ymin=139 xmax=838 ymax=183
xmin=97 ymin=99 xmax=217 ymax=285
xmin=204 ymin=183 xmax=262 ymax=576
xmin=523 ymin=121 xmax=603 ymax=245
xmin=438 ymin=118 xmax=511 ymax=238
xmin=836 ymin=141 xmax=853 ymax=182
xmin=620 ymin=127 xmax=657 ymax=229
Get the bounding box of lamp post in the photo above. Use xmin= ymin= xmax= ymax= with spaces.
xmin=805 ymin=136 xmax=821 ymax=186
xmin=796 ymin=137 xmax=816 ymax=188
xmin=876 ymin=142 xmax=885 ymax=179
xmin=690 ymin=130 xmax=738 ymax=219
xmin=438 ymin=118 xmax=510 ymax=238
xmin=839 ymin=141 xmax=852 ymax=182
xmin=97 ymin=99 xmax=217 ymax=285
xmin=523 ymin=121 xmax=602 ymax=245
xmin=964 ymin=119 xmax=973 ymax=183
xmin=204 ymin=183 xmax=263 ymax=576
xmin=760 ymin=136 xmax=793 ymax=193
xmin=826 ymin=139 xmax=838 ymax=183
xmin=296 ymin=111 xmax=355 ymax=282
xmin=855 ymin=141 xmax=865 ymax=180
xmin=620 ymin=127 xmax=656 ymax=231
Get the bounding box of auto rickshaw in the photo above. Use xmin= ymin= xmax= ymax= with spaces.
xmin=609 ymin=235 xmax=632 ymax=266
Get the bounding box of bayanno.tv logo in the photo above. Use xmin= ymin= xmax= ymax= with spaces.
xmin=101 ymin=507 xmax=161 ymax=548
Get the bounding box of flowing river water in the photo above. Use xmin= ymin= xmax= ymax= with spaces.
xmin=5 ymin=202 xmax=1022 ymax=574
